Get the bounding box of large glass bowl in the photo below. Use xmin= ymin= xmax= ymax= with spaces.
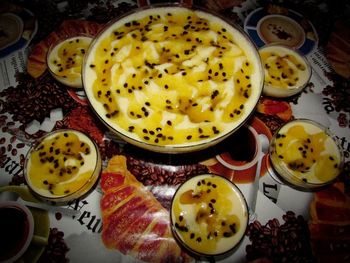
xmin=82 ymin=4 xmax=264 ymax=153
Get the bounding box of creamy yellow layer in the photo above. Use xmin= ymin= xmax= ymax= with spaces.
xmin=171 ymin=174 xmax=247 ymax=255
xmin=48 ymin=36 xmax=92 ymax=88
xmin=271 ymin=121 xmax=342 ymax=184
xmin=84 ymin=7 xmax=262 ymax=147
xmin=260 ymin=45 xmax=310 ymax=96
xmin=26 ymin=130 xmax=98 ymax=198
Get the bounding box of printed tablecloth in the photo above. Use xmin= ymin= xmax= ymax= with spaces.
xmin=0 ymin=0 xmax=349 ymax=262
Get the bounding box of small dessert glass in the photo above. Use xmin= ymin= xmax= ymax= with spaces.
xmin=47 ymin=35 xmax=93 ymax=88
xmin=170 ymin=174 xmax=248 ymax=260
xmin=268 ymin=119 xmax=344 ymax=191
xmin=259 ymin=44 xmax=311 ymax=98
xmin=24 ymin=129 xmax=101 ymax=204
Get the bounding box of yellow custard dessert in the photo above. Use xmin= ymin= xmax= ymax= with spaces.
xmin=25 ymin=129 xmax=101 ymax=202
xmin=259 ymin=45 xmax=311 ymax=97
xmin=171 ymin=174 xmax=248 ymax=256
xmin=47 ymin=36 xmax=93 ymax=88
xmin=270 ymin=119 xmax=343 ymax=189
xmin=83 ymin=6 xmax=263 ymax=152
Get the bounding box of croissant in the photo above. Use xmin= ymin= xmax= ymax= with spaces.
xmin=309 ymin=182 xmax=350 ymax=262
xmin=309 ymin=183 xmax=350 ymax=224
xmin=100 ymin=155 xmax=191 ymax=263
xmin=326 ymin=19 xmax=350 ymax=79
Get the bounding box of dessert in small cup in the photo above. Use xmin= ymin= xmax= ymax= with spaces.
xmin=24 ymin=129 xmax=101 ymax=204
xmin=259 ymin=44 xmax=311 ymax=98
xmin=269 ymin=119 xmax=344 ymax=190
xmin=47 ymin=35 xmax=93 ymax=88
xmin=170 ymin=174 xmax=248 ymax=259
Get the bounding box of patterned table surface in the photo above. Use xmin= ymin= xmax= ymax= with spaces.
xmin=0 ymin=0 xmax=349 ymax=262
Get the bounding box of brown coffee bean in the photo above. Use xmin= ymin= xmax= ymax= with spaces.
xmin=0 ymin=72 xmax=77 ymax=127
xmin=253 ymin=220 xmax=262 ymax=231
xmin=150 ymin=173 xmax=158 ymax=181
xmin=0 ymin=115 xmax=8 ymax=121
xmin=126 ymin=155 xmax=208 ymax=186
xmin=245 ymin=211 xmax=313 ymax=262
xmin=10 ymin=136 xmax=16 ymax=143
xmin=37 ymin=227 xmax=69 ymax=263
xmin=11 ymin=149 xmax=17 ymax=156
xmin=16 ymin=143 xmax=25 ymax=148
xmin=0 ymin=146 xmax=5 ymax=154
xmin=7 ymin=144 xmax=12 ymax=151
xmin=20 ymin=154 xmax=25 ymax=165
xmin=262 ymin=228 xmax=271 ymax=235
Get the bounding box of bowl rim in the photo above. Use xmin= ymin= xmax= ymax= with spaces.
xmin=169 ymin=173 xmax=249 ymax=258
xmin=81 ymin=3 xmax=264 ymax=153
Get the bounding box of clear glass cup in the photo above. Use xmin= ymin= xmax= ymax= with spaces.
xmin=24 ymin=129 xmax=101 ymax=204
xmin=259 ymin=44 xmax=311 ymax=98
xmin=269 ymin=119 xmax=344 ymax=190
xmin=170 ymin=174 xmax=248 ymax=259
xmin=47 ymin=35 xmax=93 ymax=89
